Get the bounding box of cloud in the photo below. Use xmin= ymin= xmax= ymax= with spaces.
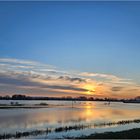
xmin=80 ymin=72 xmax=121 ymax=80
xmin=0 ymin=58 xmax=37 ymax=65
xmin=127 ymin=89 xmax=139 ymax=92
xmin=111 ymin=86 xmax=124 ymax=92
xmin=40 ymin=85 xmax=88 ymax=92
xmin=0 ymin=57 xmax=139 ymax=98
xmin=79 ymin=72 xmax=132 ymax=85
xmin=0 ymin=58 xmax=89 ymax=94
xmin=0 ymin=73 xmax=88 ymax=94
xmin=58 ymin=76 xmax=86 ymax=83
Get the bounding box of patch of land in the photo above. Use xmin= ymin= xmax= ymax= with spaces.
xmin=76 ymin=128 xmax=140 ymax=139
xmin=0 ymin=102 xmax=58 ymax=109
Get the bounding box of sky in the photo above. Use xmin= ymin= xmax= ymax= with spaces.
xmin=0 ymin=1 xmax=140 ymax=98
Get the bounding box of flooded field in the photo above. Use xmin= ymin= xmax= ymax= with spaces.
xmin=0 ymin=100 xmax=140 ymax=139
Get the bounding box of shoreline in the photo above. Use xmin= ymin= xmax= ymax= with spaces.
xmin=0 ymin=103 xmax=61 ymax=109
xmin=1 ymin=118 xmax=140 ymax=139
xmin=0 ymin=106 xmax=50 ymax=109
xmin=1 ymin=127 xmax=140 ymax=139
xmin=70 ymin=128 xmax=140 ymax=139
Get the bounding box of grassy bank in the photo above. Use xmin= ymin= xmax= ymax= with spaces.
xmin=1 ymin=128 xmax=140 ymax=139
xmin=1 ymin=118 xmax=140 ymax=139
xmin=0 ymin=102 xmax=59 ymax=109
xmin=76 ymin=128 xmax=140 ymax=139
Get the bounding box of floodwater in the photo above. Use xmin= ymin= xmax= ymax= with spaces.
xmin=0 ymin=100 xmax=140 ymax=139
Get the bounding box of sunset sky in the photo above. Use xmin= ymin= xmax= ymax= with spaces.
xmin=0 ymin=1 xmax=140 ymax=98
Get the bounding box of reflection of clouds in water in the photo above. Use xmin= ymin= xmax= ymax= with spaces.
xmin=57 ymin=118 xmax=86 ymax=124
xmin=1 ymin=101 xmax=140 ymax=134
xmin=0 ymin=112 xmax=50 ymax=133
xmin=111 ymin=110 xmax=125 ymax=116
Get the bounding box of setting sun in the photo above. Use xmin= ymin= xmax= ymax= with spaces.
xmin=84 ymin=84 xmax=95 ymax=95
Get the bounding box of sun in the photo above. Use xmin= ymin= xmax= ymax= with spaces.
xmin=84 ymin=84 xmax=95 ymax=95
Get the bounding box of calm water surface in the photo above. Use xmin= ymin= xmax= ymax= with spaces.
xmin=0 ymin=100 xmax=140 ymax=138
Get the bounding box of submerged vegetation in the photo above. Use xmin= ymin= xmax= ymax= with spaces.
xmin=0 ymin=129 xmax=52 ymax=139
xmin=38 ymin=102 xmax=48 ymax=106
xmin=1 ymin=118 xmax=140 ymax=139
xmin=0 ymin=102 xmax=50 ymax=109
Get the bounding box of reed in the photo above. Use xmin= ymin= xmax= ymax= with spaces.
xmin=1 ymin=118 xmax=140 ymax=139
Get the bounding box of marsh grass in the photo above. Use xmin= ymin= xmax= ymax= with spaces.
xmin=1 ymin=118 xmax=140 ymax=139
xmin=76 ymin=128 xmax=140 ymax=139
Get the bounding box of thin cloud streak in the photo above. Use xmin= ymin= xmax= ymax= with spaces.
xmin=79 ymin=72 xmax=132 ymax=84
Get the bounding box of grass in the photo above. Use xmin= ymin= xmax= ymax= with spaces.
xmin=1 ymin=118 xmax=140 ymax=139
xmin=0 ymin=102 xmax=51 ymax=109
xmin=1 ymin=127 xmax=140 ymax=139
xmin=38 ymin=102 xmax=48 ymax=106
xmin=77 ymin=128 xmax=140 ymax=139
xmin=0 ymin=129 xmax=52 ymax=139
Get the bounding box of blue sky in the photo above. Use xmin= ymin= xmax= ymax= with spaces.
xmin=0 ymin=1 xmax=140 ymax=84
